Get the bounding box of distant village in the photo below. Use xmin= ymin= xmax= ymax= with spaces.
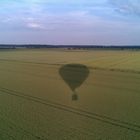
xmin=0 ymin=44 xmax=140 ymax=50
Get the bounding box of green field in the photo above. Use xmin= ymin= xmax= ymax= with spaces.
xmin=0 ymin=49 xmax=140 ymax=140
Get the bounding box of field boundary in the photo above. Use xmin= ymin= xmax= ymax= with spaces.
xmin=0 ymin=58 xmax=140 ymax=75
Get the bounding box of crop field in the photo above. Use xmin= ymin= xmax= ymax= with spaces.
xmin=0 ymin=49 xmax=140 ymax=140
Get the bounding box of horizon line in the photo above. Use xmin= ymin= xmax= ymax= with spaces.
xmin=1 ymin=44 xmax=140 ymax=46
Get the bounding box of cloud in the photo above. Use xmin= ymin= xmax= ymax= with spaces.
xmin=0 ymin=0 xmax=140 ymax=45
xmin=68 ymin=11 xmax=89 ymax=17
xmin=26 ymin=22 xmax=44 ymax=29
xmin=109 ymin=0 xmax=140 ymax=16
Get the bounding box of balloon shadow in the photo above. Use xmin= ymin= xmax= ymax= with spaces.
xmin=59 ymin=64 xmax=89 ymax=101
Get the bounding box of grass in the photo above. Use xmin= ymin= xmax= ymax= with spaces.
xmin=0 ymin=49 xmax=140 ymax=139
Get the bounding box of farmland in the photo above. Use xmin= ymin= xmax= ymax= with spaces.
xmin=0 ymin=49 xmax=140 ymax=139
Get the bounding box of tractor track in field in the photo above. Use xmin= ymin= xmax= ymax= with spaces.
xmin=0 ymin=58 xmax=140 ymax=74
xmin=0 ymin=87 xmax=140 ymax=133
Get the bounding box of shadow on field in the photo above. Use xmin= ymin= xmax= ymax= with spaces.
xmin=59 ymin=64 xmax=89 ymax=101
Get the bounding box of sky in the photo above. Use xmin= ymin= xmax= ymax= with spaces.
xmin=0 ymin=0 xmax=140 ymax=45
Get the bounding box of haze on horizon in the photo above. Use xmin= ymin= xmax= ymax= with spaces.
xmin=0 ymin=0 xmax=140 ymax=45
